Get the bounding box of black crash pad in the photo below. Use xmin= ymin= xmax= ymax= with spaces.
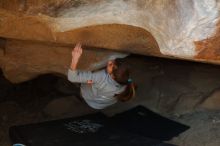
xmin=9 ymin=113 xmax=106 ymax=146
xmin=9 ymin=113 xmax=176 ymax=146
xmin=108 ymin=105 xmax=190 ymax=141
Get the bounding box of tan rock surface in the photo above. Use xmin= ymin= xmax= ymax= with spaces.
xmin=195 ymin=22 xmax=220 ymax=63
xmin=1 ymin=0 xmax=220 ymax=82
xmin=200 ymin=89 xmax=220 ymax=110
xmin=0 ymin=9 xmax=160 ymax=56
xmin=0 ymin=0 xmax=219 ymax=59
xmin=1 ymin=39 xmax=127 ymax=83
xmin=0 ymin=48 xmax=3 ymax=68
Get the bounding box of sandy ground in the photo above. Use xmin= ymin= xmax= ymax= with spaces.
xmin=1 ymin=100 xmax=220 ymax=146
xmin=168 ymin=110 xmax=220 ymax=146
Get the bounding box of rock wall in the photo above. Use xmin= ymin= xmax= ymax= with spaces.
xmin=0 ymin=49 xmax=3 ymax=69
xmin=1 ymin=39 xmax=127 ymax=83
xmin=114 ymin=55 xmax=220 ymax=114
xmin=0 ymin=38 xmax=5 ymax=69
xmin=0 ymin=0 xmax=220 ymax=82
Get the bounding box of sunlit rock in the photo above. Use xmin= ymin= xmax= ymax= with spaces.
xmin=0 ymin=0 xmax=220 ymax=82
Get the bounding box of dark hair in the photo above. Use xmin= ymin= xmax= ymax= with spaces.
xmin=112 ymin=58 xmax=136 ymax=102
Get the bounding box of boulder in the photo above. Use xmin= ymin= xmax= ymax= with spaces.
xmin=0 ymin=38 xmax=5 ymax=68
xmin=0 ymin=48 xmax=3 ymax=68
xmin=0 ymin=0 xmax=220 ymax=82
xmin=1 ymin=39 xmax=127 ymax=83
xmin=200 ymin=89 xmax=220 ymax=110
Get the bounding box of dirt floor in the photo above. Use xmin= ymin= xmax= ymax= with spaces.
xmin=1 ymin=95 xmax=220 ymax=146
xmin=1 ymin=55 xmax=220 ymax=146
xmin=169 ymin=110 xmax=220 ymax=146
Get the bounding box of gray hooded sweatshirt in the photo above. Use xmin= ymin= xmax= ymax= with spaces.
xmin=67 ymin=69 xmax=125 ymax=109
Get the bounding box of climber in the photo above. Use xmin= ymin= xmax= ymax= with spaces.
xmin=67 ymin=43 xmax=136 ymax=109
